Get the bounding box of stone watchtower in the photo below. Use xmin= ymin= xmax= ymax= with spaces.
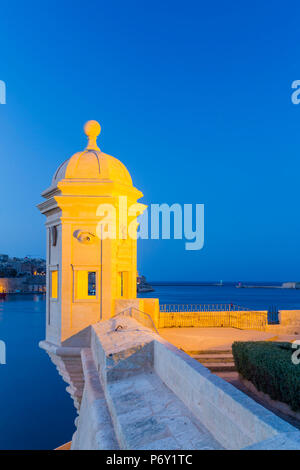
xmin=38 ymin=120 xmax=148 ymax=347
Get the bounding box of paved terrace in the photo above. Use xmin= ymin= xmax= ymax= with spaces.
xmin=159 ymin=327 xmax=300 ymax=351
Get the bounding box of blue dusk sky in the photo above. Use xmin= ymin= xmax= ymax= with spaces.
xmin=0 ymin=0 xmax=300 ymax=281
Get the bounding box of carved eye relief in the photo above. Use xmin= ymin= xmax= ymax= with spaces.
xmin=73 ymin=230 xmax=96 ymax=244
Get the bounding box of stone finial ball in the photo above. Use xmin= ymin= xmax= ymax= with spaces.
xmin=84 ymin=120 xmax=101 ymax=137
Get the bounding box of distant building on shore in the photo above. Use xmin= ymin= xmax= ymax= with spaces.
xmin=0 ymin=255 xmax=46 ymax=293
xmin=0 ymin=276 xmax=46 ymax=294
xmin=137 ymin=274 xmax=154 ymax=293
xmin=282 ymin=281 xmax=300 ymax=289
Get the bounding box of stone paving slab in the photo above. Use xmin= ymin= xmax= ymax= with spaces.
xmin=107 ymin=372 xmax=222 ymax=450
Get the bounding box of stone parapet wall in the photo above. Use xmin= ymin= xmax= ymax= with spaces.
xmin=114 ymin=300 xmax=268 ymax=331
xmin=153 ymin=339 xmax=299 ymax=449
xmin=114 ymin=298 xmax=160 ymax=329
xmin=70 ymin=317 xmax=300 ymax=450
xmin=114 ymin=301 xmax=300 ymax=334
xmin=71 ymin=349 xmax=119 ymax=450
xmin=238 ymin=374 xmax=300 ymax=421
xmin=158 ymin=310 xmax=267 ymax=331
xmin=265 ymin=310 xmax=300 ymax=334
xmin=279 ymin=310 xmax=300 ymax=334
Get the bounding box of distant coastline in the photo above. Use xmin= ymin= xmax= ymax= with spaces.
xmin=151 ymin=281 xmax=226 ymax=286
xmin=150 ymin=281 xmax=298 ymax=289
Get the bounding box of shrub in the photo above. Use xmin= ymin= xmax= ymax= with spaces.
xmin=232 ymin=341 xmax=300 ymax=411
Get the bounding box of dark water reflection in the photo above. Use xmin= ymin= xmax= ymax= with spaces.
xmin=0 ymin=294 xmax=76 ymax=450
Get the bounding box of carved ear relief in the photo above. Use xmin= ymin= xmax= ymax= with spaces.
xmin=73 ymin=230 xmax=96 ymax=245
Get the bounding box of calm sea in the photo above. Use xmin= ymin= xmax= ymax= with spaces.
xmin=141 ymin=282 xmax=300 ymax=310
xmin=1 ymin=284 xmax=300 ymax=449
xmin=0 ymin=294 xmax=77 ymax=450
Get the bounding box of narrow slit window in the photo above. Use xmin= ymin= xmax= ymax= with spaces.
xmin=51 ymin=271 xmax=58 ymax=299
xmin=88 ymin=272 xmax=96 ymax=296
xmin=120 ymin=272 xmax=124 ymax=297
xmin=118 ymin=272 xmax=128 ymax=298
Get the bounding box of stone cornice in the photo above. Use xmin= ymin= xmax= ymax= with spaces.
xmin=37 ymin=197 xmax=59 ymax=215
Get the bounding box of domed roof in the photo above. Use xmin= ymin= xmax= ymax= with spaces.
xmin=51 ymin=120 xmax=133 ymax=187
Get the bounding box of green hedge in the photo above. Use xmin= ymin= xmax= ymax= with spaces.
xmin=232 ymin=341 xmax=300 ymax=411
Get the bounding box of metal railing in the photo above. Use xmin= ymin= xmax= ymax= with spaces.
xmin=158 ymin=306 xmax=267 ymax=331
xmin=112 ymin=307 xmax=159 ymax=335
xmin=268 ymin=306 xmax=279 ymax=324
xmin=112 ymin=303 xmax=273 ymax=332
xmin=160 ymin=303 xmax=253 ymax=313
